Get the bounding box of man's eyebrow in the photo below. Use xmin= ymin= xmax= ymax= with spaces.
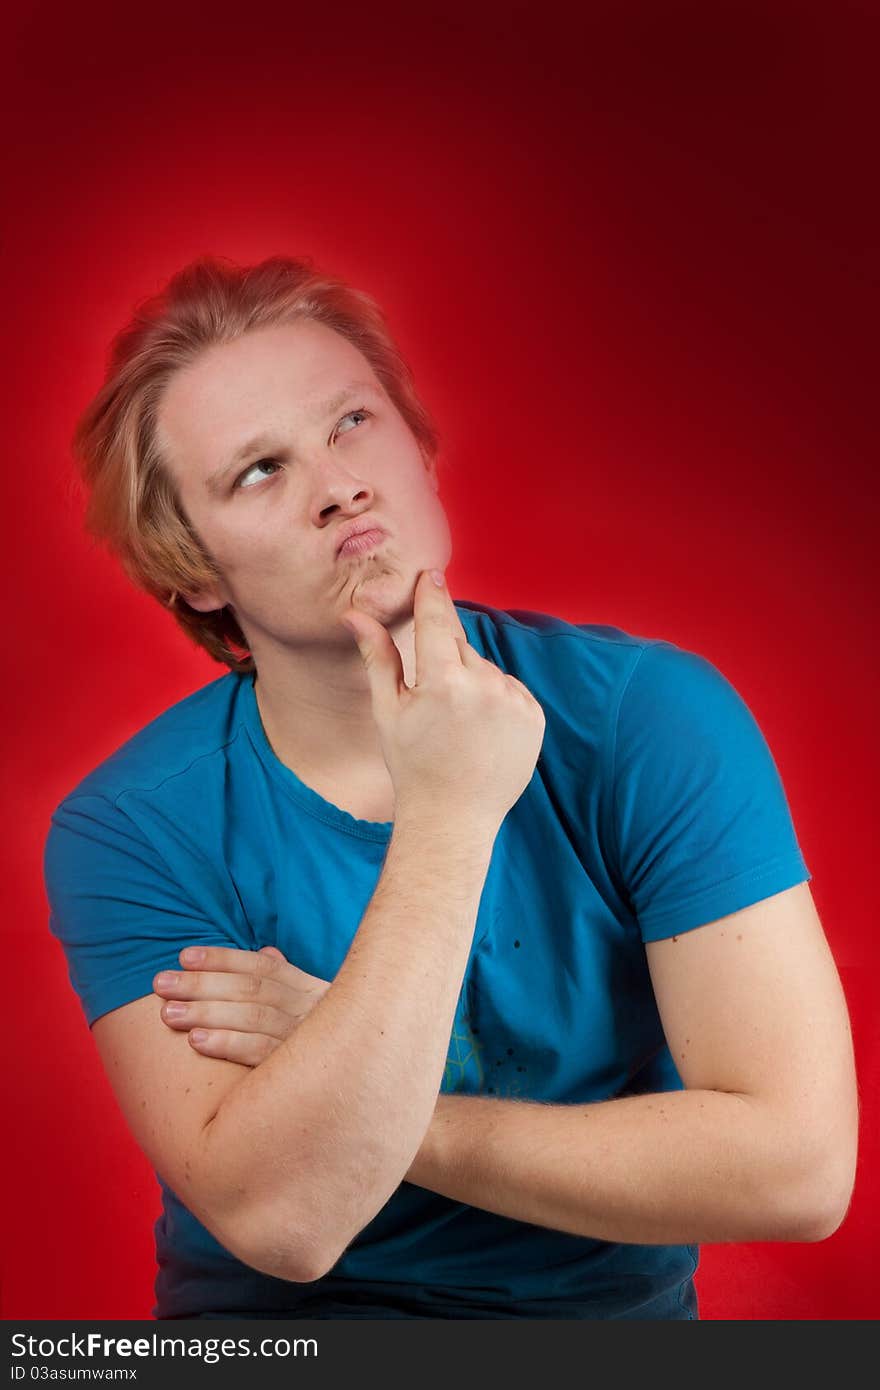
xmin=203 ymin=380 xmax=380 ymax=494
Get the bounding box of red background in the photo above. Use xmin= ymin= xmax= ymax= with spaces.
xmin=3 ymin=0 xmax=877 ymax=1320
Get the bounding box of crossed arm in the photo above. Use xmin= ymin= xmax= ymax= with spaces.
xmin=154 ymin=881 xmax=858 ymax=1250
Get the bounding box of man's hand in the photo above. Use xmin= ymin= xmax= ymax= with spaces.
xmin=153 ymin=945 xmax=331 ymax=1066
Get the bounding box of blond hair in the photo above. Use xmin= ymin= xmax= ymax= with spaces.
xmin=70 ymin=253 xmax=441 ymax=673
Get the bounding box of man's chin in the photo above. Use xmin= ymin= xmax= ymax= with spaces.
xmin=350 ymin=566 xmax=417 ymax=628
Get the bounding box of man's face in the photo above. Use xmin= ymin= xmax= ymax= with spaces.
xmin=156 ymin=318 xmax=452 ymax=653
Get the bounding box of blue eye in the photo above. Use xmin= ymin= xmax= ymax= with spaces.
xmin=233 ymin=408 xmax=370 ymax=491
xmin=335 ymin=408 xmax=370 ymax=437
xmin=235 ymin=458 xmax=281 ymax=490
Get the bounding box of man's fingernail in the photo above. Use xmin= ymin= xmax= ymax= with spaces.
xmin=431 ymin=569 xmax=445 ymax=587
xmin=182 ymin=948 xmax=205 ymax=963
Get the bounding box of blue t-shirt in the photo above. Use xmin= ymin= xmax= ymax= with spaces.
xmin=43 ymin=599 xmax=811 ymax=1320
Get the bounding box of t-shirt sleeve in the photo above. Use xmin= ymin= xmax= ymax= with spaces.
xmin=43 ymin=793 xmax=242 ymax=1028
xmin=609 ymin=641 xmax=811 ymax=943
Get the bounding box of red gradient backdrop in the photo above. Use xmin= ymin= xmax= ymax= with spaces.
xmin=3 ymin=0 xmax=876 ymax=1320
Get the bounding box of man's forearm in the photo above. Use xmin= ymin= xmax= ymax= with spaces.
xmin=403 ymin=1089 xmax=839 ymax=1245
xmin=202 ymin=810 xmax=496 ymax=1280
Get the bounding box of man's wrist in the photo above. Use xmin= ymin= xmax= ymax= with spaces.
xmin=391 ymin=803 xmax=500 ymax=855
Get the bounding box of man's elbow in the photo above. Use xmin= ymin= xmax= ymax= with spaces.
xmin=789 ymin=1194 xmax=852 ymax=1243
xmin=219 ymin=1186 xmax=374 ymax=1282
xmin=783 ymin=1146 xmax=857 ymax=1243
xmin=227 ymin=1188 xmax=390 ymax=1283
xmin=796 ymin=1181 xmax=855 ymax=1243
xmin=221 ymin=1211 xmax=331 ymax=1283
xmin=196 ymin=1119 xmax=359 ymax=1283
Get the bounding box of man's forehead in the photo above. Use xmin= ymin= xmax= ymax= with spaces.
xmin=159 ymin=373 xmax=386 ymax=495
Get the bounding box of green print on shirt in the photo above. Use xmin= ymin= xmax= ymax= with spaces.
xmin=442 ymin=1016 xmax=529 ymax=1098
xmin=443 ymin=1014 xmax=484 ymax=1092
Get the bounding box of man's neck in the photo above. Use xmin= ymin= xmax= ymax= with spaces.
xmin=251 ymin=614 xmax=416 ymax=781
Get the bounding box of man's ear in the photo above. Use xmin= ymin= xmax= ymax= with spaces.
xmin=425 ymin=451 xmax=441 ymax=494
xmin=178 ymin=585 xmax=227 ymax=614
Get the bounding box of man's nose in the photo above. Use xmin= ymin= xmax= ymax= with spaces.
xmin=309 ymin=459 xmax=374 ymax=514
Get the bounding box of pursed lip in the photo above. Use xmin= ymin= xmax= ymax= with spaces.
xmin=335 ymin=518 xmax=388 ymax=556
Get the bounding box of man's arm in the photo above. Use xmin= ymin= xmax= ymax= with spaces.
xmin=201 ymin=810 xmax=495 ymax=1280
xmin=404 ymin=884 xmax=858 ymax=1244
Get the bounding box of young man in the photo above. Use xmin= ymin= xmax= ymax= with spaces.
xmin=44 ymin=256 xmax=858 ymax=1319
